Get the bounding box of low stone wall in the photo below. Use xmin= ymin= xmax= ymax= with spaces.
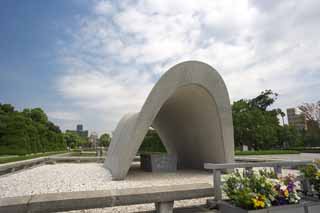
xmin=0 ymin=183 xmax=214 ymax=213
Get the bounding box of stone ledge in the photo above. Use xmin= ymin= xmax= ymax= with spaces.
xmin=0 ymin=183 xmax=214 ymax=213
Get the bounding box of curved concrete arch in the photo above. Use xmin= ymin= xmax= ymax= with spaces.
xmin=105 ymin=61 xmax=234 ymax=180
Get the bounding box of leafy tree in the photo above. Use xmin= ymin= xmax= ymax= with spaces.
xmin=30 ymin=108 xmax=48 ymax=124
xmin=0 ymin=103 xmax=66 ymax=155
xmin=63 ymin=131 xmax=86 ymax=149
xmin=99 ymin=133 xmax=111 ymax=147
xmin=232 ymin=90 xmax=281 ymax=150
xmin=1 ymin=104 xmax=15 ymax=113
xmin=139 ymin=128 xmax=166 ymax=153
xmin=277 ymin=125 xmax=303 ymax=148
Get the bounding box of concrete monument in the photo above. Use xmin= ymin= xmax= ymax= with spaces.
xmin=105 ymin=61 xmax=234 ymax=180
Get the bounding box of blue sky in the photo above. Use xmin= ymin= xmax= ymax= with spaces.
xmin=1 ymin=0 xmax=320 ymax=135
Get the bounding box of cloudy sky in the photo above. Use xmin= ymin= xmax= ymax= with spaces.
xmin=0 ymin=0 xmax=319 ymax=134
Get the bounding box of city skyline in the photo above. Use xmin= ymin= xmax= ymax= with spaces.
xmin=1 ymin=0 xmax=320 ymax=134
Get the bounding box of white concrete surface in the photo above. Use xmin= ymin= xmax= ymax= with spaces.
xmin=105 ymin=61 xmax=235 ymax=180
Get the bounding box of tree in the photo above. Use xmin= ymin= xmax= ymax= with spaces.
xmin=278 ymin=125 xmax=303 ymax=148
xmin=139 ymin=128 xmax=166 ymax=153
xmin=299 ymin=101 xmax=320 ymax=147
xmin=249 ymin=90 xmax=278 ymax=111
xmin=0 ymin=103 xmax=66 ymax=155
xmin=99 ymin=133 xmax=111 ymax=147
xmin=299 ymin=101 xmax=320 ymax=122
xmin=30 ymin=108 xmax=48 ymax=124
xmin=232 ymin=90 xmax=282 ymax=150
xmin=63 ymin=131 xmax=86 ymax=149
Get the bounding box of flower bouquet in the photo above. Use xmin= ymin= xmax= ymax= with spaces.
xmin=221 ymin=170 xmax=301 ymax=212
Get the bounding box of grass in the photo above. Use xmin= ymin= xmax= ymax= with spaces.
xmin=235 ymin=150 xmax=300 ymax=155
xmin=69 ymin=152 xmax=98 ymax=157
xmin=0 ymin=151 xmax=68 ymax=164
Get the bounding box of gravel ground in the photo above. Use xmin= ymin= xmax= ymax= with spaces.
xmin=0 ymin=162 xmax=302 ymax=212
xmin=0 ymin=163 xmax=214 ymax=212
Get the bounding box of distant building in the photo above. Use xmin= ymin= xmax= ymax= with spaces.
xmin=66 ymin=124 xmax=89 ymax=138
xmin=76 ymin=124 xmax=83 ymax=132
xmin=287 ymin=108 xmax=307 ymax=130
xmin=89 ymin=132 xmax=99 ymax=148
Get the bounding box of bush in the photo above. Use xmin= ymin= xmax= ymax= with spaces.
xmin=235 ymin=150 xmax=299 ymax=155
xmin=138 ymin=129 xmax=166 ymax=153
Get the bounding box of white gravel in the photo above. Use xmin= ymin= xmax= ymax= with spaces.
xmin=0 ymin=163 xmax=213 ymax=212
xmin=0 ymin=162 xmax=300 ymax=212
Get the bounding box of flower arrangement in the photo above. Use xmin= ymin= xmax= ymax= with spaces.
xmin=273 ymin=174 xmax=301 ymax=205
xmin=300 ymin=164 xmax=320 ymax=196
xmin=223 ymin=170 xmax=300 ymax=210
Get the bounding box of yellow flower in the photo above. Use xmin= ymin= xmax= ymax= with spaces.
xmin=284 ymin=189 xmax=289 ymax=197
xmin=252 ymin=198 xmax=259 ymax=208
xmin=252 ymin=197 xmax=266 ymax=208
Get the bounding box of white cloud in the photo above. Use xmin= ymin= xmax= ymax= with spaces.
xmin=47 ymin=111 xmax=80 ymax=121
xmin=56 ymin=0 xmax=320 ymax=133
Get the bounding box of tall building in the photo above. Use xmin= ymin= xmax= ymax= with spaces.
xmin=76 ymin=124 xmax=83 ymax=132
xmin=66 ymin=124 xmax=89 ymax=138
xmin=287 ymin=108 xmax=307 ymax=130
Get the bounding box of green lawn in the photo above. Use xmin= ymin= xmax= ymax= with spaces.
xmin=0 ymin=151 xmax=68 ymax=164
xmin=69 ymin=152 xmax=98 ymax=157
xmin=235 ymin=150 xmax=300 ymax=155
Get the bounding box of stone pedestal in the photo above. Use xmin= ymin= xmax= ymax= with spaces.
xmin=140 ymin=153 xmax=177 ymax=172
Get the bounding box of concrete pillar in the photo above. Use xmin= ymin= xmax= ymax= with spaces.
xmin=155 ymin=201 xmax=174 ymax=213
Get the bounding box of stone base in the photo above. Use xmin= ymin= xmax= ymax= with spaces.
xmin=140 ymin=153 xmax=177 ymax=172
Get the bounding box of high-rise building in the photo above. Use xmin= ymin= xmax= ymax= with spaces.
xmin=287 ymin=108 xmax=307 ymax=130
xmin=76 ymin=124 xmax=83 ymax=132
xmin=66 ymin=124 xmax=88 ymax=138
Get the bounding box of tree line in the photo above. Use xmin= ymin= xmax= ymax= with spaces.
xmin=1 ymin=90 xmax=319 ymax=155
xmin=233 ymin=90 xmax=320 ymax=150
xmin=139 ymin=90 xmax=320 ymax=152
xmin=0 ymin=103 xmax=66 ymax=155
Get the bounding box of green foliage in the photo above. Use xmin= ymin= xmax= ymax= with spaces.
xmin=99 ymin=133 xmax=111 ymax=147
xmin=300 ymin=164 xmax=320 ymax=194
xmin=139 ymin=129 xmax=166 ymax=153
xmin=63 ymin=131 xmax=86 ymax=149
xmin=233 ymin=93 xmax=279 ymax=149
xmin=0 ymin=151 xmax=67 ymax=164
xmin=235 ymin=150 xmax=299 ymax=155
xmin=224 ymin=171 xmax=300 ymax=210
xmin=233 ymin=89 xmax=304 ymax=150
xmin=277 ymin=125 xmax=303 ymax=148
xmin=0 ymin=103 xmax=66 ymax=155
xmin=259 ymin=169 xmax=277 ymax=179
xmin=300 ymin=164 xmax=318 ymax=180
xmin=224 ymin=171 xmax=275 ymax=209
